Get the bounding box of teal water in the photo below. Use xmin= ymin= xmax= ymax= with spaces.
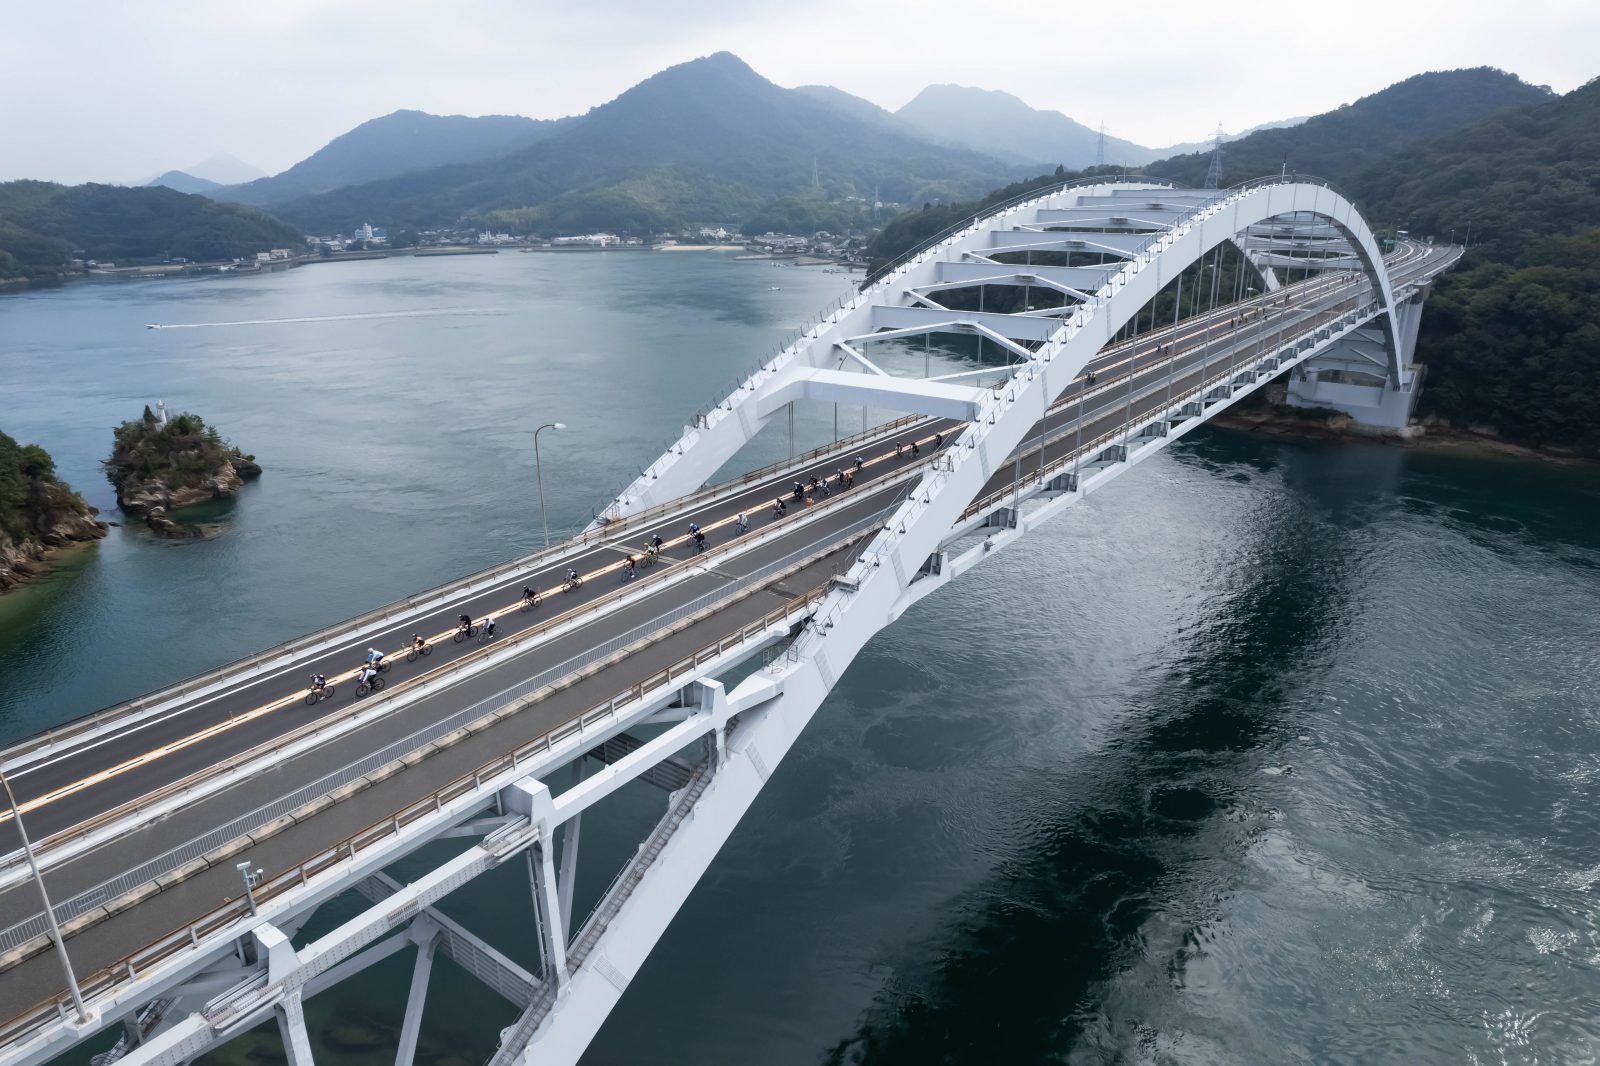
xmin=5 ymin=257 xmax=1600 ymax=1065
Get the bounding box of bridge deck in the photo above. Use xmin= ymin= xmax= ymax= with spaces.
xmin=0 ymin=241 xmax=1455 ymax=1029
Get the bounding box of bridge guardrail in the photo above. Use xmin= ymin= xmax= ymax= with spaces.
xmin=7 ymin=456 xmax=935 ymax=876
xmin=0 ymin=509 xmax=888 ymax=1003
xmin=955 ymin=298 xmax=1378 ymax=527
xmin=0 ymin=412 xmax=936 ymax=777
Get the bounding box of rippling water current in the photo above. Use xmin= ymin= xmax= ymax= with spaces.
xmin=3 ymin=253 xmax=1598 ymax=1065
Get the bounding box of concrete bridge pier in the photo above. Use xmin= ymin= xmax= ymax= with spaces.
xmin=1284 ymin=286 xmax=1431 ymax=435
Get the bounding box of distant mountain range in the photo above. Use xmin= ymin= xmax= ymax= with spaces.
xmin=892 ymin=84 xmax=1306 ymax=168
xmin=142 ymin=153 xmax=265 ymax=190
xmin=218 ymin=110 xmax=576 ymax=208
xmin=190 ymin=61 xmax=1321 ymax=236
xmin=144 ymin=170 xmax=222 ymax=195
xmin=242 ymin=53 xmax=1026 ymax=235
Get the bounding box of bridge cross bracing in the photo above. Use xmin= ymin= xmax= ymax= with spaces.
xmin=0 ymin=177 xmax=1458 ymax=1066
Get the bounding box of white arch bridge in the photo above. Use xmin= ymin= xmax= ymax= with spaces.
xmin=0 ymin=178 xmax=1457 ymax=1066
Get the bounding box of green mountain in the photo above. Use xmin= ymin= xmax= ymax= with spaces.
xmin=867 ymin=69 xmax=1551 ymax=270
xmin=1345 ymin=77 xmax=1600 ymax=451
xmin=0 ymin=181 xmax=304 ymax=278
xmin=269 ymin=53 xmax=1019 ymax=235
xmin=218 ymin=109 xmax=575 ymax=208
xmin=1146 ymin=68 xmax=1550 ymax=187
xmin=145 ymin=170 xmax=223 ymax=195
xmin=895 ymin=84 xmax=1151 ymax=167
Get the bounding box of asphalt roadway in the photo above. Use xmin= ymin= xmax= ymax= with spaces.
xmin=0 ymin=242 xmax=1454 ymax=1024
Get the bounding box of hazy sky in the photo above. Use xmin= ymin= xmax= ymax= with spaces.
xmin=3 ymin=0 xmax=1595 ymax=185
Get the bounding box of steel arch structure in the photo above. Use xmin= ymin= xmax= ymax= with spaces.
xmin=599 ymin=178 xmax=1400 ymax=526
xmin=0 ymin=179 xmax=1454 ymax=1066
xmin=519 ymin=179 xmax=1411 ymax=1059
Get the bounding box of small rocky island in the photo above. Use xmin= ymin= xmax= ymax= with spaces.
xmin=0 ymin=430 xmax=108 ymax=591
xmin=104 ymin=404 xmax=261 ymax=537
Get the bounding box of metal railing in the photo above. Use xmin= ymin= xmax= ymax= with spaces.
xmin=0 ymin=415 xmax=927 ymax=775
xmin=0 ymin=507 xmax=890 ymax=960
xmin=0 ymin=524 xmax=868 ymax=1046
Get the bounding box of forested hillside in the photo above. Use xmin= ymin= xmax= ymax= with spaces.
xmin=271 ymin=53 xmax=1018 ymax=236
xmin=0 ymin=181 xmax=303 ymax=278
xmin=861 ymin=70 xmax=1599 ymax=454
xmin=1348 ymin=77 xmax=1600 ymax=451
xmin=1146 ymin=68 xmax=1549 ymax=187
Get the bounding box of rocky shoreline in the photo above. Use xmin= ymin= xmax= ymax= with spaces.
xmin=0 ymin=512 xmax=108 ymax=591
xmin=115 ymin=454 xmax=262 ymax=538
xmin=1209 ymin=392 xmax=1593 ymax=466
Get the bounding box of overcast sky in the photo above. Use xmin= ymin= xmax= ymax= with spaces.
xmin=3 ymin=0 xmax=1594 ymax=185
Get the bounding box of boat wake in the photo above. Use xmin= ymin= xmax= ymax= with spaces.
xmin=143 ymin=308 xmax=496 ymax=330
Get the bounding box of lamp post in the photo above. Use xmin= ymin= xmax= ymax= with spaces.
xmin=534 ymin=422 xmax=566 ymax=549
xmin=1 ymin=771 xmax=89 ymax=1024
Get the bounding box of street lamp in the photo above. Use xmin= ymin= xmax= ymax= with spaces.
xmin=534 ymin=422 xmax=566 ymax=549
xmin=1 ymin=771 xmax=89 ymax=1023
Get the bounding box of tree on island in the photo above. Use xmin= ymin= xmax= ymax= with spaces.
xmin=105 ymin=409 xmax=261 ymax=537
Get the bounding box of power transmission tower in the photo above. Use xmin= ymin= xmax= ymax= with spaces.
xmin=1203 ymin=122 xmax=1225 ymax=189
xmin=1095 ymin=121 xmax=1106 ymax=168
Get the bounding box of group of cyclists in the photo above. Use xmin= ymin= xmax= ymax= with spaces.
xmin=303 ymin=433 xmax=938 ymax=707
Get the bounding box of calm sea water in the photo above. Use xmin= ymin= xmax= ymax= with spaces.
xmin=4 ymin=255 xmax=1599 ymax=1065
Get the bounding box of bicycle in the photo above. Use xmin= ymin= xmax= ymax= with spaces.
xmin=563 ymin=574 xmax=583 ymax=592
xmin=405 ymin=641 xmax=432 ymax=663
xmin=453 ymin=622 xmax=477 ymax=644
xmin=477 ymin=625 xmax=496 ymax=645
xmin=356 ymin=675 xmax=386 ymax=697
xmin=304 ymin=684 xmax=335 ymax=706
xmin=519 ymin=590 xmax=541 ymax=611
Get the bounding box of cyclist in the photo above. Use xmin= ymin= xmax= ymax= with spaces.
xmin=911 ymin=440 xmax=920 ymax=457
xmin=894 ymin=441 xmax=904 ymax=458
xmin=365 ymin=646 xmax=384 ymax=667
xmin=792 ymin=481 xmax=804 ymax=503
xmin=566 ymin=568 xmax=581 ymax=588
xmin=310 ymin=672 xmax=328 ymax=692
xmin=693 ymin=529 xmax=706 ymax=552
xmin=521 ymin=585 xmax=537 ymax=604
xmin=854 ymin=454 xmax=865 ymax=471
xmin=736 ymin=511 xmax=749 ymax=534
xmin=651 ymin=533 xmax=664 ymax=552
xmin=624 ymin=555 xmax=637 ymax=579
xmin=356 ymin=663 xmax=379 ymax=689
xmin=483 ymin=615 xmax=497 ymax=638
xmin=458 ymin=613 xmax=473 ymax=636
xmin=773 ymin=498 xmax=786 ymax=518
xmin=934 ymin=431 xmax=943 ymax=449
xmin=410 ymin=634 xmax=426 ymax=654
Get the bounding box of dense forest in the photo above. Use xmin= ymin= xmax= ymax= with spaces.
xmin=0 ymin=430 xmax=104 ymax=590
xmin=1351 ymin=78 xmax=1600 ymax=449
xmin=0 ymin=181 xmax=303 ymax=278
xmin=1145 ymin=68 xmax=1549 ymax=188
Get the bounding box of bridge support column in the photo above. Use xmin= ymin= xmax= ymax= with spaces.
xmin=394 ymin=925 xmax=440 ymax=1066
xmin=275 ymin=990 xmax=315 ymax=1066
xmin=557 ymin=761 xmax=586 ymax=938
xmin=1284 ymin=307 xmax=1426 ymax=435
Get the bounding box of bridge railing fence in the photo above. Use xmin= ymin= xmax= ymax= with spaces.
xmin=0 ymin=412 xmax=936 ymax=777
xmin=0 ymin=515 xmax=894 ymax=1043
